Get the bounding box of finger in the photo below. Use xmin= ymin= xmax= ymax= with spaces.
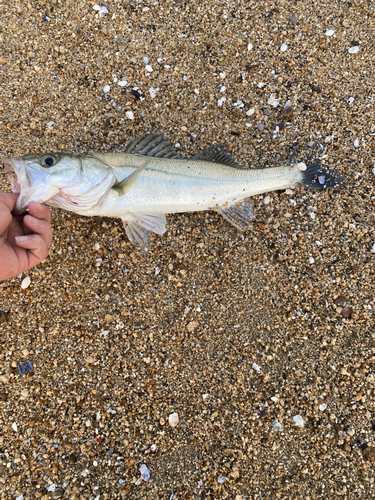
xmin=14 ymin=234 xmax=50 ymax=268
xmin=0 ymin=193 xmax=19 ymax=234
xmin=28 ymin=201 xmax=52 ymax=224
xmin=22 ymin=214 xmax=53 ymax=248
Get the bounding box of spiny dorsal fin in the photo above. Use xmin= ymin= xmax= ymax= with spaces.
xmin=193 ymin=144 xmax=243 ymax=169
xmin=125 ymin=132 xmax=181 ymax=158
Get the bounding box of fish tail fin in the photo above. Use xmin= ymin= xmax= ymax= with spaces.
xmin=300 ymin=161 xmax=344 ymax=189
xmin=295 ymin=143 xmax=344 ymax=189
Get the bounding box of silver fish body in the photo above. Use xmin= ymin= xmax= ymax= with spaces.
xmin=4 ymin=133 xmax=342 ymax=248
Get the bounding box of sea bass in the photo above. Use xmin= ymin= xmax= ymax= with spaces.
xmin=4 ymin=133 xmax=343 ymax=249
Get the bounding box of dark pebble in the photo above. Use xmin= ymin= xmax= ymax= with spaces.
xmin=49 ymin=488 xmax=65 ymax=499
xmin=311 ymin=84 xmax=322 ymax=93
xmin=363 ymin=447 xmax=375 ymax=462
xmin=276 ymin=121 xmax=285 ymax=131
xmin=230 ymin=131 xmax=240 ymax=136
xmin=334 ymin=295 xmax=347 ymax=306
xmin=341 ymin=306 xmax=353 ymax=318
xmin=18 ymin=363 xmax=26 ymax=376
xmin=288 ymin=15 xmax=298 ymax=25
xmin=263 ymin=108 xmax=271 ymax=116
xmin=24 ymin=360 xmax=34 ymax=372
xmin=281 ymin=107 xmax=293 ymax=116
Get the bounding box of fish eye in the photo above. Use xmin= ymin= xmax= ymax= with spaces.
xmin=41 ymin=155 xmax=57 ymax=167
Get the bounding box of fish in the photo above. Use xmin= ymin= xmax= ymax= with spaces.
xmin=4 ymin=133 xmax=343 ymax=249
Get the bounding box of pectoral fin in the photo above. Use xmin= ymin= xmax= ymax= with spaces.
xmin=112 ymin=158 xmax=151 ymax=196
xmin=123 ymin=212 xmax=167 ymax=251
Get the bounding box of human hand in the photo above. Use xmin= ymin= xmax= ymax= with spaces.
xmin=0 ymin=193 xmax=52 ymax=281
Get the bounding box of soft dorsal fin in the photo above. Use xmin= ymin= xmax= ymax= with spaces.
xmin=193 ymin=144 xmax=243 ymax=169
xmin=125 ymin=132 xmax=181 ymax=158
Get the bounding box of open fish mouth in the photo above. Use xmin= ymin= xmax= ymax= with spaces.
xmin=3 ymin=157 xmax=29 ymax=194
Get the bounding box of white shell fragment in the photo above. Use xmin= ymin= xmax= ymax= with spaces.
xmin=168 ymin=412 xmax=179 ymax=427
xmin=246 ymin=108 xmax=255 ymax=116
xmin=319 ymin=403 xmax=327 ymax=411
xmin=12 ymin=422 xmax=18 ymax=432
xmin=293 ymin=415 xmax=306 ymax=428
xmin=348 ymin=96 xmax=354 ymax=105
xmin=103 ymin=85 xmax=110 ymax=93
xmin=118 ymin=80 xmax=127 ymax=87
xmin=348 ymin=46 xmax=359 ymax=54
xmin=325 ymin=29 xmax=335 ymax=36
xmin=252 ymin=362 xmax=261 ymax=373
xmin=354 ymin=138 xmax=359 ymax=148
xmin=125 ymin=111 xmax=134 ymax=120
xmin=218 ymin=475 xmax=227 ymax=483
xmin=21 ymin=276 xmax=31 ymax=289
xmin=297 ymin=162 xmax=307 ymax=171
xmin=247 ymin=43 xmax=253 ymax=51
xmin=135 ymin=464 xmax=150 ymax=485
xmin=268 ymin=94 xmax=280 ymax=107
xmin=273 ymin=422 xmax=284 ymax=432
xmin=149 ymin=87 xmax=157 ymax=98
xmin=145 ymin=65 xmax=153 ymax=72
xmin=280 ymin=43 xmax=288 ymax=52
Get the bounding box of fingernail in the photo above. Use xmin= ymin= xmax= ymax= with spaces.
xmin=33 ymin=201 xmax=44 ymax=212
xmin=15 ymin=235 xmax=33 ymax=243
xmin=27 ymin=215 xmax=39 ymax=225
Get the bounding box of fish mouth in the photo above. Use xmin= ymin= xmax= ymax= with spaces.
xmin=3 ymin=157 xmax=29 ymax=194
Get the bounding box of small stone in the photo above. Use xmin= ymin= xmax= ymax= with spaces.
xmin=125 ymin=111 xmax=135 ymax=120
xmin=348 ymin=46 xmax=359 ymax=54
xmin=257 ymin=124 xmax=265 ymax=132
xmin=288 ymin=15 xmax=298 ymax=25
xmin=341 ymin=306 xmax=353 ymax=318
xmin=86 ymin=356 xmax=95 ymax=364
xmin=21 ymin=276 xmax=31 ymax=289
xmin=273 ymin=422 xmax=284 ymax=431
xmin=309 ymin=257 xmax=315 ymax=264
xmin=168 ymin=412 xmax=179 ymax=428
xmin=281 ymin=106 xmax=293 ymax=116
xmin=218 ymin=475 xmax=226 ymax=483
xmin=186 ymin=321 xmax=198 ymax=332
xmin=297 ymin=162 xmax=307 ymax=171
xmin=247 ymin=43 xmax=253 ymax=51
xmin=319 ymin=403 xmax=327 ymax=411
xmin=246 ymin=108 xmax=255 ymax=116
xmin=18 ymin=363 xmax=26 ymax=376
xmin=219 ymin=72 xmax=226 ymax=79
xmin=363 ymin=447 xmax=375 ymax=462
xmin=268 ymin=94 xmax=280 ymax=107
xmin=354 ymin=392 xmax=362 ymax=402
xmin=0 ymin=375 xmax=9 ymax=383
xmin=311 ymin=84 xmax=322 ymax=93
xmin=263 ymin=196 xmax=270 ymax=205
xmin=334 ymin=295 xmax=347 ymax=306
xmin=280 ymin=43 xmax=288 ymax=52
xmin=103 ymin=85 xmax=110 ymax=93
xmin=0 ymin=311 xmax=8 ymax=323
xmin=48 ymin=487 xmax=64 ymax=499
xmin=325 ymin=29 xmax=335 ymax=36
xmin=293 ymin=415 xmax=306 ymax=428
xmin=354 ymin=138 xmax=359 ymax=148
xmin=145 ymin=65 xmax=153 ymax=72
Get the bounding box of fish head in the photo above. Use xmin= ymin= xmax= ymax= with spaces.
xmin=4 ymin=152 xmax=115 ymax=214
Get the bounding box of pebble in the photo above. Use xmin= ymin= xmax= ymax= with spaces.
xmin=21 ymin=276 xmax=31 ymax=289
xmin=246 ymin=108 xmax=255 ymax=116
xmin=186 ymin=321 xmax=198 ymax=332
xmin=257 ymin=124 xmax=265 ymax=132
xmin=145 ymin=65 xmax=153 ymax=72
xmin=135 ymin=464 xmax=150 ymax=485
xmin=319 ymin=403 xmax=327 ymax=411
xmin=311 ymin=84 xmax=322 ymax=93
xmin=24 ymin=360 xmax=34 ymax=372
xmin=263 ymin=196 xmax=270 ymax=205
xmin=288 ymin=15 xmax=298 ymax=25
xmin=348 ymin=46 xmax=359 ymax=54
xmin=218 ymin=475 xmax=227 ymax=483
xmin=354 ymin=138 xmax=359 ymax=148
xmin=280 ymin=43 xmax=288 ymax=52
xmin=0 ymin=310 xmax=8 ymax=323
xmin=125 ymin=111 xmax=135 ymax=120
xmin=273 ymin=422 xmax=284 ymax=431
xmin=341 ymin=306 xmax=353 ymax=318
xmin=334 ymin=295 xmax=347 ymax=306
xmin=168 ymin=412 xmax=179 ymax=427
xmin=293 ymin=415 xmax=306 ymax=428
xmin=325 ymin=30 xmax=335 ymax=36
xmin=18 ymin=363 xmax=26 ymax=376
xmin=363 ymin=447 xmax=375 ymax=462
xmin=268 ymin=94 xmax=279 ymax=107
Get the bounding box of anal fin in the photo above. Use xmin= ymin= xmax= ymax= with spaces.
xmin=123 ymin=212 xmax=167 ymax=251
xmin=217 ymin=197 xmax=255 ymax=231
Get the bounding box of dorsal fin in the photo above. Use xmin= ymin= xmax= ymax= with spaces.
xmin=125 ymin=132 xmax=182 ymax=158
xmin=193 ymin=144 xmax=243 ymax=169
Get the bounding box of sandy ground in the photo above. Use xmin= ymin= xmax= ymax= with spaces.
xmin=1 ymin=0 xmax=375 ymax=499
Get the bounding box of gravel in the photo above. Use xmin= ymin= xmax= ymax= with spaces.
xmin=1 ymin=1 xmax=375 ymax=499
